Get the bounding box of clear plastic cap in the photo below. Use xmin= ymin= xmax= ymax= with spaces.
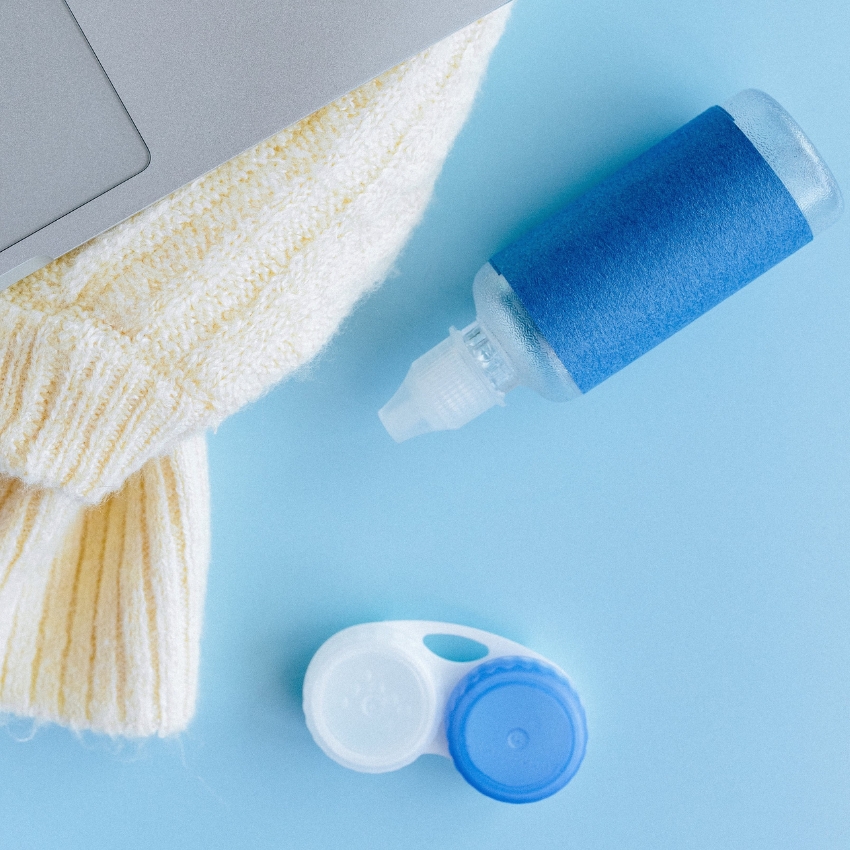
xmin=379 ymin=326 xmax=505 ymax=442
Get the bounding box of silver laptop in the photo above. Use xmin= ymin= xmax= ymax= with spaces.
xmin=0 ymin=0 xmax=507 ymax=288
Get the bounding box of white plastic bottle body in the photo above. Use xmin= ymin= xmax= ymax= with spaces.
xmin=379 ymin=90 xmax=842 ymax=442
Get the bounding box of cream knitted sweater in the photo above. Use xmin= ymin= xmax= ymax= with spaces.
xmin=0 ymin=8 xmax=509 ymax=736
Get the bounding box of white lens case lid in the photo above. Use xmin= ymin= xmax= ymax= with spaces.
xmin=303 ymin=623 xmax=441 ymax=773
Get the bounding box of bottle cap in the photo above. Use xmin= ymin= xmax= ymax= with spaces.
xmin=446 ymin=656 xmax=587 ymax=803
xmin=379 ymin=327 xmax=504 ymax=442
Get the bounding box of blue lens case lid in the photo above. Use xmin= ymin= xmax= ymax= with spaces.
xmin=445 ymin=655 xmax=587 ymax=803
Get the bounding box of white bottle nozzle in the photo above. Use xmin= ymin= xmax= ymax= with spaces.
xmin=379 ymin=326 xmax=506 ymax=442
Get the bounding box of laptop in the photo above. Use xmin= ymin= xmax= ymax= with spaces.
xmin=0 ymin=0 xmax=508 ymax=288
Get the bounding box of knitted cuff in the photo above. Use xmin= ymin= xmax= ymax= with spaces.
xmin=0 ymin=307 xmax=206 ymax=503
xmin=0 ymin=433 xmax=209 ymax=737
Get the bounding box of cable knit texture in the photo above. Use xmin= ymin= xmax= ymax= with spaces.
xmin=0 ymin=7 xmax=510 ymax=504
xmin=0 ymin=8 xmax=510 ymax=736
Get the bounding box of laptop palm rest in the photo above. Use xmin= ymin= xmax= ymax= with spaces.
xmin=0 ymin=0 xmax=150 ymax=253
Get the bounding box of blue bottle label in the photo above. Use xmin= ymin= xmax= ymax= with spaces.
xmin=490 ymin=106 xmax=812 ymax=393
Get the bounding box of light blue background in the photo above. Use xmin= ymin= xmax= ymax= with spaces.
xmin=2 ymin=1 xmax=849 ymax=847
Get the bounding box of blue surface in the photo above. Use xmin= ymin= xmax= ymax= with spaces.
xmin=445 ymin=656 xmax=587 ymax=803
xmin=2 ymin=0 xmax=850 ymax=847
xmin=492 ymin=106 xmax=812 ymax=391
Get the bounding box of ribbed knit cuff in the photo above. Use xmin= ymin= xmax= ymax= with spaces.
xmin=0 ymin=305 xmax=205 ymax=503
xmin=0 ymin=433 xmax=209 ymax=737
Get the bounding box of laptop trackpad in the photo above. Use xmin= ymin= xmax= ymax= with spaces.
xmin=0 ymin=0 xmax=150 ymax=252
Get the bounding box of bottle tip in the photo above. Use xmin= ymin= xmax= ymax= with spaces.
xmin=378 ymin=382 xmax=435 ymax=443
xmin=378 ymin=328 xmax=504 ymax=443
